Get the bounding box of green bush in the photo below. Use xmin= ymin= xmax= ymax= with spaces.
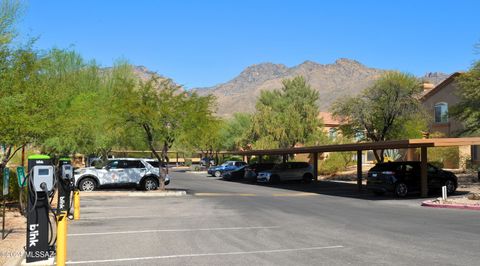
xmin=428 ymin=147 xmax=459 ymax=169
xmin=244 ymin=155 xmax=280 ymax=164
xmin=184 ymin=159 xmax=192 ymax=167
xmin=429 ymin=161 xmax=444 ymax=169
xmin=317 ymin=152 xmax=354 ymax=175
xmin=220 ymin=156 xmax=243 ymax=164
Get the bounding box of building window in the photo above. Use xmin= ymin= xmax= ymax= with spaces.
xmin=328 ymin=128 xmax=337 ymax=139
xmin=434 ymin=102 xmax=448 ymax=123
xmin=354 ymin=131 xmax=364 ymax=142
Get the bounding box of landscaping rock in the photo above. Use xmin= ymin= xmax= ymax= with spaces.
xmin=467 ymin=193 xmax=480 ymax=200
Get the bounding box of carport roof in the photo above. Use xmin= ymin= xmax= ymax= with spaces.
xmin=232 ymin=137 xmax=480 ymax=156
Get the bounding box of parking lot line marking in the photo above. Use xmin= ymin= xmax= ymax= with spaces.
xmin=81 ymin=206 xmax=140 ymax=209
xmin=77 ymin=215 xmax=170 ymax=220
xmin=66 ymin=245 xmax=344 ymax=264
xmin=68 ymin=226 xmax=280 ymax=237
xmin=194 ymin=192 xmax=256 ymax=196
xmin=272 ymin=192 xmax=317 ymax=197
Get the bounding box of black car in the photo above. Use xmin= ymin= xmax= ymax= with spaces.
xmin=367 ymin=161 xmax=458 ymax=197
xmin=222 ymin=165 xmax=247 ymax=181
xmin=244 ymin=163 xmax=277 ymax=182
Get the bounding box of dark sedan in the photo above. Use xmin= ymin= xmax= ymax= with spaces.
xmin=367 ymin=161 xmax=458 ymax=197
xmin=222 ymin=165 xmax=247 ymax=181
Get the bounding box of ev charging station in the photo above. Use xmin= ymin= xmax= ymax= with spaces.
xmin=56 ymin=158 xmax=74 ymax=216
xmin=26 ymin=155 xmax=55 ymax=263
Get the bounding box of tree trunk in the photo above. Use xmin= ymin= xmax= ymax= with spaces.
xmin=142 ymin=123 xmax=166 ymax=190
xmin=373 ymin=149 xmax=385 ymax=163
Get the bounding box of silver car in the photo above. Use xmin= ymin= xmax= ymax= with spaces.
xmin=74 ymin=158 xmax=170 ymax=191
xmin=257 ymin=162 xmax=314 ymax=183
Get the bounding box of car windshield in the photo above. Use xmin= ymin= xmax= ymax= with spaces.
xmin=237 ymin=165 xmax=246 ymax=170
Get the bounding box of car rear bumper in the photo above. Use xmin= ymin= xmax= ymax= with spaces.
xmin=366 ymin=182 xmax=394 ymax=193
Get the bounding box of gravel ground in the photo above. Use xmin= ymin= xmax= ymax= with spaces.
xmin=0 ymin=206 xmax=26 ymax=266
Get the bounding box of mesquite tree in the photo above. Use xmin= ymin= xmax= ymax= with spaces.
xmin=332 ymin=71 xmax=426 ymax=162
xmin=118 ymin=71 xmax=216 ymax=190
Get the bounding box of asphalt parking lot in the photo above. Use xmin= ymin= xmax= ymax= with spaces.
xmin=66 ymin=170 xmax=480 ymax=265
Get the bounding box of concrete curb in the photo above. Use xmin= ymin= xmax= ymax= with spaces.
xmin=185 ymin=171 xmax=208 ymax=175
xmin=128 ymin=191 xmax=187 ymax=197
xmin=421 ymin=200 xmax=480 ymax=211
xmin=80 ymin=190 xmax=187 ymax=197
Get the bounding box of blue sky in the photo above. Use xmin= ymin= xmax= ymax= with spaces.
xmin=18 ymin=0 xmax=480 ymax=88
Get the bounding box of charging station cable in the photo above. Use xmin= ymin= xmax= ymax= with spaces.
xmin=41 ymin=182 xmax=57 ymax=247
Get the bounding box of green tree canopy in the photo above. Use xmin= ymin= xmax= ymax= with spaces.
xmin=250 ymin=76 xmax=325 ymax=149
xmin=332 ymin=71 xmax=427 ymax=162
xmin=219 ymin=113 xmax=252 ymax=151
xmin=451 ymin=61 xmax=480 ymax=135
xmin=115 ymin=70 xmax=217 ymax=189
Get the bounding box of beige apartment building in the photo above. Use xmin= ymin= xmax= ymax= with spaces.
xmin=319 ymin=72 xmax=479 ymax=168
xmin=420 ymin=73 xmax=479 ymax=167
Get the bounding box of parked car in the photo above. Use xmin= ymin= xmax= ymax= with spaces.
xmin=244 ymin=163 xmax=276 ymax=182
xmin=222 ymin=165 xmax=247 ymax=180
xmin=208 ymin=161 xmax=247 ymax=177
xmin=257 ymin=162 xmax=314 ymax=183
xmin=366 ymin=161 xmax=458 ymax=197
xmin=74 ymin=158 xmax=170 ymax=191
xmin=199 ymin=157 xmax=215 ymax=167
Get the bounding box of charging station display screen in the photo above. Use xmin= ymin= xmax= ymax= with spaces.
xmin=38 ymin=169 xmax=50 ymax=176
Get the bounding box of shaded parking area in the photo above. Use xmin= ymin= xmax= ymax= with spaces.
xmin=65 ymin=169 xmax=480 ymax=265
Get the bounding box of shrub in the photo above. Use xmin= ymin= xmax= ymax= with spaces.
xmin=184 ymin=159 xmax=192 ymax=167
xmin=428 ymin=147 xmax=459 ymax=169
xmin=220 ymin=156 xmax=243 ymax=164
xmin=429 ymin=161 xmax=444 ymax=169
xmin=318 ymin=152 xmax=354 ymax=175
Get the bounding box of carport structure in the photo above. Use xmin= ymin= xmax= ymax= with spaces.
xmin=233 ymin=137 xmax=480 ymax=197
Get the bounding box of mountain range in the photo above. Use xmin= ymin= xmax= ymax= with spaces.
xmin=132 ymin=59 xmax=450 ymax=118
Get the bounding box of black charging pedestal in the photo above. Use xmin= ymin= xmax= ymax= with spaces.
xmin=26 ymin=155 xmax=53 ymax=263
xmin=57 ymin=158 xmax=73 ymax=216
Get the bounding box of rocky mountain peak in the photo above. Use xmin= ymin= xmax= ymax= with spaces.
xmin=236 ymin=62 xmax=288 ymax=83
xmin=192 ymin=58 xmax=452 ymax=118
xmin=421 ymin=72 xmax=450 ymax=85
xmin=295 ymin=60 xmax=322 ymax=72
xmin=334 ymin=58 xmax=366 ymax=68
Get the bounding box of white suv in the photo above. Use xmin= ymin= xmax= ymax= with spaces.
xmin=74 ymin=158 xmax=170 ymax=191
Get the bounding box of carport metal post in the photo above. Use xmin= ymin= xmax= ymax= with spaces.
xmin=258 ymin=155 xmax=263 ymax=163
xmin=421 ymin=146 xmax=428 ymax=197
xmin=357 ymin=150 xmax=362 ymax=191
xmin=313 ymin=153 xmax=318 ymax=181
xmin=282 ymin=154 xmax=287 ymax=163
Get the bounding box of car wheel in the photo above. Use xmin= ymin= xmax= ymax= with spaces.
xmin=394 ymin=182 xmax=408 ymax=197
xmin=214 ymin=171 xmax=222 ymax=177
xmin=445 ymin=179 xmax=457 ymax=195
xmin=302 ymin=173 xmax=313 ymax=183
xmin=79 ymin=177 xmax=97 ymax=192
xmin=143 ymin=177 xmax=159 ymax=191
